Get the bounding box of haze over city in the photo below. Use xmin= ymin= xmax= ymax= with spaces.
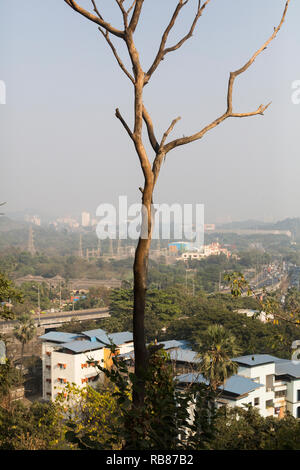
xmin=3 ymin=0 xmax=300 ymax=453
xmin=1 ymin=0 xmax=300 ymax=224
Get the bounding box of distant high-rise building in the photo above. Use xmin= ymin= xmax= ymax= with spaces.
xmin=25 ymin=215 xmax=41 ymax=226
xmin=56 ymin=216 xmax=79 ymax=228
xmin=81 ymin=212 xmax=90 ymax=227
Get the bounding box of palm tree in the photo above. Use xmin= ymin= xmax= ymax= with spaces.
xmin=197 ymin=325 xmax=241 ymax=392
xmin=13 ymin=314 xmax=36 ymax=374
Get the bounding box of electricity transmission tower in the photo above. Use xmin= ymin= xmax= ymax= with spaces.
xmin=27 ymin=225 xmax=36 ymax=255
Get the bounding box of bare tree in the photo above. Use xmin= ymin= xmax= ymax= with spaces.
xmin=63 ymin=0 xmax=291 ymax=408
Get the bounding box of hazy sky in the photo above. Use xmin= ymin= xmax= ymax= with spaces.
xmin=0 ymin=0 xmax=299 ymax=224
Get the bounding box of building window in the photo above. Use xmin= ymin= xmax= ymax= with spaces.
xmin=275 ymin=390 xmax=287 ymax=399
xmin=297 ymin=390 xmax=300 ymax=402
xmin=58 ymin=378 xmax=68 ymax=384
xmin=266 ymin=375 xmax=274 ymax=392
xmin=297 ymin=407 xmax=300 ymax=419
xmin=254 ymin=397 xmax=260 ymax=406
xmin=265 ymin=399 xmax=274 ymax=409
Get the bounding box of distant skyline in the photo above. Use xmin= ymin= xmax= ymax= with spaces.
xmin=1 ymin=1 xmax=300 ymax=224
xmin=4 ymin=208 xmax=296 ymax=227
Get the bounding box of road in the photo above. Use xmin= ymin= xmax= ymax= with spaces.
xmin=0 ymin=307 xmax=110 ymax=332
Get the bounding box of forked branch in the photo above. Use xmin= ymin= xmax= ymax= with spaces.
xmin=163 ymin=0 xmax=291 ymax=153
xmin=64 ymin=0 xmax=125 ymax=37
xmin=98 ymin=27 xmax=135 ymax=84
xmin=145 ymin=0 xmax=212 ymax=84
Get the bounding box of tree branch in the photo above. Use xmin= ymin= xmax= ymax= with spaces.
xmin=114 ymin=0 xmax=129 ymax=28
xmin=128 ymin=0 xmax=144 ymax=33
xmin=160 ymin=116 xmax=181 ymax=148
xmin=98 ymin=27 xmax=135 ymax=84
xmin=142 ymin=105 xmax=160 ymax=153
xmin=115 ymin=108 xmax=134 ymax=141
xmin=127 ymin=0 xmax=137 ymax=16
xmin=230 ymin=102 xmax=272 ymax=118
xmin=145 ymin=0 xmax=211 ymax=84
xmin=226 ymin=0 xmax=290 ymax=114
xmin=64 ymin=0 xmax=125 ymax=38
xmin=163 ymin=0 xmax=290 ymax=153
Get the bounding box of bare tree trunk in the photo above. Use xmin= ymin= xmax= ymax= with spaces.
xmin=64 ymin=0 xmax=291 ymax=412
xmin=132 ymin=237 xmax=149 ymax=406
xmin=132 ymin=184 xmax=154 ymax=406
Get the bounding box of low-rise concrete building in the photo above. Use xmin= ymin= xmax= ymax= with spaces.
xmin=176 ymin=354 xmax=300 ymax=419
xmin=40 ymin=329 xmax=133 ymax=401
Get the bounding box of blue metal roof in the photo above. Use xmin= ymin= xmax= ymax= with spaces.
xmin=275 ymin=360 xmax=300 ymax=378
xmin=221 ymin=375 xmax=263 ymax=395
xmin=40 ymin=329 xmax=133 ymax=352
xmin=82 ymin=330 xmax=133 ymax=347
xmin=175 ymin=373 xmax=263 ymax=396
xmin=231 ymin=354 xmax=282 ymax=367
xmin=39 ymin=332 xmax=83 ymax=343
xmin=108 ymin=331 xmax=133 ymax=345
xmin=60 ymin=340 xmax=104 ymax=353
xmin=158 ymin=340 xmax=190 ymax=350
xmin=82 ymin=328 xmax=107 ymax=338
xmin=169 ymin=349 xmax=200 ymax=364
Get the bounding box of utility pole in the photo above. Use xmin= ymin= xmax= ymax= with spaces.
xmin=34 ymin=284 xmax=41 ymax=326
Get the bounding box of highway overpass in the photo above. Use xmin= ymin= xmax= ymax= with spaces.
xmin=0 ymin=307 xmax=110 ymax=333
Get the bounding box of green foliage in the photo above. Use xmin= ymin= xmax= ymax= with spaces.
xmin=19 ymin=281 xmax=51 ymax=311
xmin=0 ymin=400 xmax=67 ymax=450
xmin=211 ymin=406 xmax=300 ymax=450
xmin=0 ymin=360 xmax=23 ymax=400
xmin=76 ymin=346 xmax=193 ymax=450
xmin=0 ymin=272 xmax=23 ymax=320
xmin=13 ymin=314 xmax=37 ymax=347
xmin=56 ymin=382 xmax=122 ymax=450
xmin=13 ymin=314 xmax=37 ymax=373
xmin=72 ymin=286 xmax=110 ymax=310
xmin=108 ymin=287 xmax=184 ymax=339
xmin=197 ymin=325 xmax=241 ymax=391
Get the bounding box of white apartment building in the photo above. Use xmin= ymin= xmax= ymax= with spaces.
xmin=235 ymin=309 xmax=274 ymax=324
xmin=180 ymin=242 xmax=231 ymax=261
xmin=40 ymin=329 xmax=133 ymax=401
xmin=176 ymin=354 xmax=300 ymax=419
